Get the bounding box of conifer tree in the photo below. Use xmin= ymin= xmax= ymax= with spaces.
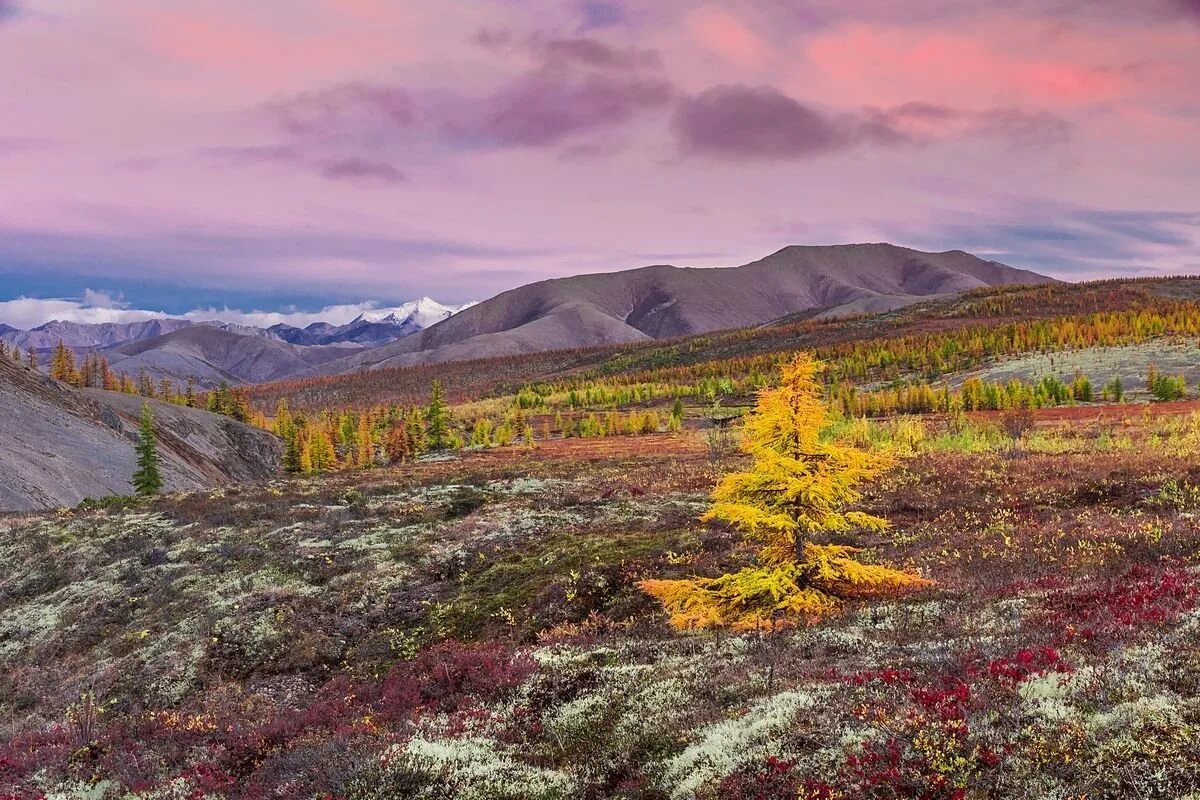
xmin=137 ymin=368 xmax=154 ymax=397
xmin=299 ymin=435 xmax=314 ymax=473
xmin=385 ymin=421 xmax=412 ymax=464
xmin=425 ymin=379 xmax=451 ymax=450
xmin=273 ymin=399 xmax=295 ymax=441
xmin=356 ymin=412 xmax=374 ymax=467
xmin=50 ymin=340 xmax=81 ymax=385
xmin=282 ymin=430 xmax=302 ymax=473
xmin=406 ymin=407 xmax=427 ymax=453
xmin=1103 ymin=375 xmax=1124 ymax=402
xmin=132 ymin=403 xmax=163 ymax=496
xmin=309 ymin=428 xmax=338 ymax=472
xmin=26 ymin=347 xmax=37 ymax=371
xmin=641 ymin=353 xmax=930 ymax=631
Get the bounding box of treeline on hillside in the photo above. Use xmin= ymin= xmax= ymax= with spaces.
xmin=245 ymin=279 xmax=1200 ymax=417
xmin=0 ymin=338 xmax=254 ymax=421
xmin=258 ymin=380 xmax=688 ymax=475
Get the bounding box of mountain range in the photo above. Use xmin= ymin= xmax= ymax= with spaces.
xmin=324 ymin=244 xmax=1053 ymax=371
xmin=0 ymin=297 xmax=471 ymax=386
xmin=0 ymin=297 xmax=468 ymax=353
xmin=0 ymin=245 xmax=1054 ymax=387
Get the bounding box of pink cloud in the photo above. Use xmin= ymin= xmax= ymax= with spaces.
xmin=685 ymin=7 xmax=764 ymax=68
xmin=806 ymin=22 xmax=1135 ymax=108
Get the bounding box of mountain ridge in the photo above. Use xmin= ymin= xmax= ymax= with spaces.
xmin=318 ymin=243 xmax=1055 ymax=372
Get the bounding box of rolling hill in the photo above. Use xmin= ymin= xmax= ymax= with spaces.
xmin=321 ymin=243 xmax=1053 ymax=372
xmin=0 ymin=355 xmax=281 ymax=511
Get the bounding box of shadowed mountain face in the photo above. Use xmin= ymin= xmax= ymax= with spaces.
xmin=0 ymin=356 xmax=280 ymax=511
xmin=106 ymin=326 xmax=360 ymax=386
xmin=323 ymin=244 xmax=1055 ymax=372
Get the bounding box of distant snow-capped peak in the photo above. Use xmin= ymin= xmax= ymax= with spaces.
xmin=356 ymin=297 xmax=475 ymax=327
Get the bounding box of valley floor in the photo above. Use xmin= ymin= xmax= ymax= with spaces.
xmin=4 ymin=412 xmax=1200 ymax=798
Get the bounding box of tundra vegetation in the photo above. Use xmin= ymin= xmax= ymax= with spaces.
xmin=5 ymin=278 xmax=1200 ymax=798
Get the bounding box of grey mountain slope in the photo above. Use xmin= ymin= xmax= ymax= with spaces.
xmin=0 ymin=357 xmax=280 ymax=512
xmin=321 ymin=243 xmax=1055 ymax=372
xmin=107 ymin=326 xmax=363 ymax=386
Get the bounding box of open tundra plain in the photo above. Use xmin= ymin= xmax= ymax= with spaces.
xmin=5 ymin=279 xmax=1200 ymax=799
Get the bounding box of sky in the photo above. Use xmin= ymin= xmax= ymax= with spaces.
xmin=1 ymin=0 xmax=1199 ymax=327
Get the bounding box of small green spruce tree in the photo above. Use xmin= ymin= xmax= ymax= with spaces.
xmin=132 ymin=403 xmax=163 ymax=496
xmin=425 ymin=379 xmax=451 ymax=450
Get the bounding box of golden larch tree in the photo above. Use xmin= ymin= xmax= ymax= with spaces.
xmin=641 ymin=353 xmax=930 ymax=631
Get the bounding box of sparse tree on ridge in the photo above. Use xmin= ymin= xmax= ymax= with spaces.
xmin=49 ymin=340 xmax=81 ymax=386
xmin=132 ymin=403 xmax=164 ymax=496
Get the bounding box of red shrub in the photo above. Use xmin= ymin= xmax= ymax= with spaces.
xmin=717 ymin=757 xmax=801 ymax=800
xmin=986 ymin=647 xmax=1069 ymax=688
xmin=1041 ymin=566 xmax=1200 ymax=641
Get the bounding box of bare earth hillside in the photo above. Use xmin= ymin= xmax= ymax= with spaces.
xmin=0 ymin=357 xmax=281 ymax=511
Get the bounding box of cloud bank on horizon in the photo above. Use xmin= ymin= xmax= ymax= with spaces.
xmin=0 ymin=290 xmax=469 ymax=330
xmin=1 ymin=0 xmax=1198 ymax=312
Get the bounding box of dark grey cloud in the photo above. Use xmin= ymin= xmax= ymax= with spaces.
xmin=673 ymin=86 xmax=1072 ymax=160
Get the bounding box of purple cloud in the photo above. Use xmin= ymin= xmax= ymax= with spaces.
xmin=673 ymin=86 xmax=1072 ymax=160
xmin=442 ymin=34 xmax=674 ymax=148
xmin=267 ymin=82 xmax=415 ymax=139
xmin=537 ymin=37 xmax=659 ymax=70
xmin=672 ymin=85 xmax=853 ymax=159
xmin=200 ymin=145 xmax=402 ymax=185
xmin=457 ymin=69 xmax=673 ymax=148
xmin=871 ymin=102 xmax=1072 ymax=148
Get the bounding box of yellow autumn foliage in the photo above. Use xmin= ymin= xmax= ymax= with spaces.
xmin=641 ymin=353 xmax=931 ymax=631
